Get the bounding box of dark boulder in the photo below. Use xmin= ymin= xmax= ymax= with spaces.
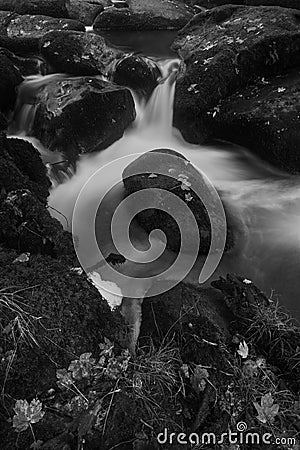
xmin=0 ymin=48 xmax=45 ymax=76
xmin=31 ymin=77 xmax=136 ymax=163
xmin=0 ymin=132 xmax=75 ymax=255
xmin=6 ymin=13 xmax=84 ymax=38
xmin=209 ymin=69 xmax=300 ymax=173
xmin=0 ymin=10 xmax=38 ymax=53
xmin=122 ymin=148 xmax=238 ymax=255
xmin=66 ymin=0 xmax=107 ymax=25
xmin=0 ymin=135 xmax=50 ymax=201
xmin=172 ymin=5 xmax=300 ymax=144
xmin=0 ymin=188 xmax=73 ymax=255
xmin=94 ymin=0 xmax=194 ymax=30
xmin=41 ymin=30 xmax=121 ymax=75
xmin=194 ymin=0 xmax=300 ymax=9
xmin=0 ymin=53 xmax=22 ymax=113
xmin=111 ymin=54 xmax=162 ymax=96
xmin=140 ymin=281 xmax=234 ymax=432
xmin=0 ymin=0 xmax=70 ymax=18
xmin=212 ymin=273 xmax=300 ymax=391
xmin=141 ymin=282 xmax=232 ymax=348
xmin=0 ymin=11 xmax=84 ymax=54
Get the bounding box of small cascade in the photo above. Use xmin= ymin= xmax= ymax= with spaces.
xmin=8 ymin=53 xmax=300 ymax=316
xmin=134 ymin=58 xmax=179 ymax=135
xmin=9 ymin=73 xmax=68 ymax=136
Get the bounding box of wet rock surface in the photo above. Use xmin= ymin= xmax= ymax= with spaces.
xmin=94 ymin=0 xmax=194 ymax=30
xmin=173 ymin=5 xmax=300 ymax=148
xmin=194 ymin=0 xmax=300 ymax=9
xmin=210 ymin=70 xmax=300 ymax=172
xmin=0 ymin=10 xmax=84 ymax=54
xmin=40 ymin=30 xmax=121 ymax=76
xmin=0 ymin=48 xmax=44 ymax=76
xmin=66 ymin=0 xmax=108 ymax=25
xmin=0 ymin=0 xmax=70 ymax=18
xmin=31 ymin=77 xmax=136 ymax=162
xmin=6 ymin=13 xmax=84 ymax=38
xmin=123 ymin=148 xmax=239 ymax=255
xmin=111 ymin=54 xmax=162 ymax=96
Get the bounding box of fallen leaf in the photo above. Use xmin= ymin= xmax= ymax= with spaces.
xmin=191 ymin=366 xmax=209 ymax=394
xmin=254 ymin=393 xmax=279 ymax=424
xmin=237 ymin=341 xmax=249 ymax=359
xmin=13 ymin=253 xmax=30 ymax=264
xmin=13 ymin=399 xmax=45 ymax=433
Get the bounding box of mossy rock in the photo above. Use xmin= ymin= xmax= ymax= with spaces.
xmin=210 ymin=69 xmax=300 ymax=172
xmin=0 ymin=249 xmax=127 ymax=448
xmin=173 ymin=5 xmax=300 ymax=143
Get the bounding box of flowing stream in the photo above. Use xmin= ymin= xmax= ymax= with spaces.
xmin=10 ymin=48 xmax=300 ymax=318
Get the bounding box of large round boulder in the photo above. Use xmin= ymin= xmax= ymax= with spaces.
xmin=94 ymin=0 xmax=194 ymax=30
xmin=31 ymin=76 xmax=136 ymax=163
xmin=173 ymin=5 xmax=300 ymax=144
xmin=41 ymin=30 xmax=121 ymax=75
xmin=122 ymin=148 xmax=238 ymax=255
xmin=111 ymin=54 xmax=162 ymax=96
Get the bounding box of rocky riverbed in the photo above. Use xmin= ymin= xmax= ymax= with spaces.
xmin=0 ymin=1 xmax=299 ymax=449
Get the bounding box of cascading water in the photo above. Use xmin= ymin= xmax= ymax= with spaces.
xmin=12 ymin=56 xmax=300 ymax=318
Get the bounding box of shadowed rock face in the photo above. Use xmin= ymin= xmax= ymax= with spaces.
xmin=193 ymin=0 xmax=300 ymax=9
xmin=173 ymin=5 xmax=300 ymax=145
xmin=31 ymin=77 xmax=136 ymax=163
xmin=210 ymin=70 xmax=300 ymax=173
xmin=0 ymin=53 xmax=22 ymax=113
xmin=0 ymin=0 xmax=70 ymax=18
xmin=0 ymin=248 xmax=127 ymax=449
xmin=40 ymin=30 xmax=121 ymax=76
xmin=94 ymin=0 xmax=194 ymax=30
xmin=111 ymin=54 xmax=162 ymax=96
xmin=0 ymin=136 xmax=50 ymax=202
xmin=0 ymin=48 xmax=44 ymax=76
xmin=66 ymin=0 xmax=107 ymax=25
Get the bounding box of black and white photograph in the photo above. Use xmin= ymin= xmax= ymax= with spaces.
xmin=0 ymin=0 xmax=300 ymax=449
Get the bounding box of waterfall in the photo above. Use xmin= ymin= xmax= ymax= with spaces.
xmin=135 ymin=59 xmax=179 ymax=135
xmin=10 ymin=73 xmax=68 ymax=136
xmin=8 ymin=55 xmax=300 ymax=317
